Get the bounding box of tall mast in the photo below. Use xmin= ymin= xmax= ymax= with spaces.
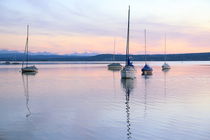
xmin=126 ymin=5 xmax=130 ymax=65
xmin=22 ymin=25 xmax=29 ymax=68
xmin=26 ymin=25 xmax=29 ymax=66
xmin=164 ymin=33 xmax=167 ymax=62
xmin=113 ymin=39 xmax=116 ymax=61
xmin=144 ymin=29 xmax=147 ymax=64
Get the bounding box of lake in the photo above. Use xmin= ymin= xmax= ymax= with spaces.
xmin=0 ymin=61 xmax=210 ymax=140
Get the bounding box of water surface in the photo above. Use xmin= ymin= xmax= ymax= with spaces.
xmin=0 ymin=61 xmax=210 ymax=140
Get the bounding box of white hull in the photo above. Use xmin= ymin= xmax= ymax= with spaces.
xmin=162 ymin=63 xmax=170 ymax=70
xmin=162 ymin=66 xmax=170 ymax=70
xmin=121 ymin=66 xmax=136 ymax=79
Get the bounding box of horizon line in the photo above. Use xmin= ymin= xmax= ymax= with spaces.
xmin=1 ymin=49 xmax=210 ymax=56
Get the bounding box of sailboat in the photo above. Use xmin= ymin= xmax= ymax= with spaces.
xmin=121 ymin=6 xmax=136 ymax=79
xmin=21 ymin=25 xmax=38 ymax=73
xmin=141 ymin=29 xmax=153 ymax=75
xmin=108 ymin=39 xmax=122 ymax=70
xmin=162 ymin=34 xmax=171 ymax=70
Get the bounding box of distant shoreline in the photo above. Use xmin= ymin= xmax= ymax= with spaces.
xmin=1 ymin=52 xmax=210 ymax=61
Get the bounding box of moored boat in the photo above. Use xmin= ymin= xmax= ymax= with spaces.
xmin=108 ymin=39 xmax=122 ymax=70
xmin=162 ymin=62 xmax=170 ymax=70
xmin=141 ymin=29 xmax=153 ymax=75
xmin=108 ymin=63 xmax=122 ymax=70
xmin=162 ymin=34 xmax=171 ymax=70
xmin=22 ymin=65 xmax=38 ymax=73
xmin=121 ymin=6 xmax=136 ymax=79
xmin=21 ymin=25 xmax=38 ymax=73
xmin=142 ymin=64 xmax=153 ymax=75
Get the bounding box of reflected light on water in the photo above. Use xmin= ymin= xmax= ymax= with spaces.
xmin=0 ymin=62 xmax=210 ymax=140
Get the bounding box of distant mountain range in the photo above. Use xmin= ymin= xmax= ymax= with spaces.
xmin=0 ymin=49 xmax=98 ymax=56
xmin=69 ymin=52 xmax=99 ymax=56
xmin=0 ymin=49 xmax=21 ymax=54
xmin=0 ymin=49 xmax=210 ymax=61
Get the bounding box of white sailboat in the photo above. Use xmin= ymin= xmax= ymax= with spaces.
xmin=108 ymin=39 xmax=122 ymax=70
xmin=162 ymin=34 xmax=171 ymax=70
xmin=141 ymin=29 xmax=153 ymax=75
xmin=21 ymin=25 xmax=38 ymax=73
xmin=121 ymin=6 xmax=136 ymax=79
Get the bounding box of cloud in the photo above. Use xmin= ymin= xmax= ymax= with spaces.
xmin=0 ymin=0 xmax=210 ymax=54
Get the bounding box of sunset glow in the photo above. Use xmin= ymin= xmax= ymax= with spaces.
xmin=0 ymin=0 xmax=210 ymax=54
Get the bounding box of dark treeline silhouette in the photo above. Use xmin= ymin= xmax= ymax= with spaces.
xmin=1 ymin=52 xmax=210 ymax=61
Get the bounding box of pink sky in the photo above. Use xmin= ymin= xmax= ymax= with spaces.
xmin=0 ymin=0 xmax=210 ymax=54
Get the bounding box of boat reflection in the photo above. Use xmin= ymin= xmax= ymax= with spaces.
xmin=142 ymin=75 xmax=149 ymax=118
xmin=22 ymin=72 xmax=37 ymax=117
xmin=111 ymin=71 xmax=117 ymax=96
xmin=121 ymin=79 xmax=136 ymax=140
xmin=162 ymin=68 xmax=170 ymax=73
xmin=163 ymin=68 xmax=169 ymax=97
xmin=108 ymin=68 xmax=121 ymax=72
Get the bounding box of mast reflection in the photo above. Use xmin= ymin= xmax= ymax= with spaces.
xmin=121 ymin=79 xmax=136 ymax=140
xmin=112 ymin=71 xmax=117 ymax=96
xmin=142 ymin=75 xmax=150 ymax=118
xmin=163 ymin=69 xmax=169 ymax=97
xmin=22 ymin=72 xmax=37 ymax=117
xmin=108 ymin=68 xmax=121 ymax=72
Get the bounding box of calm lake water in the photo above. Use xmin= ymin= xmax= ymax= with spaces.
xmin=0 ymin=61 xmax=210 ymax=140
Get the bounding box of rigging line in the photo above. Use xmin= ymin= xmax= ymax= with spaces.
xmin=144 ymin=29 xmax=147 ymax=64
xmin=126 ymin=6 xmax=130 ymax=65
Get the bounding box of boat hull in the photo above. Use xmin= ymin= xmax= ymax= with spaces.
xmin=108 ymin=66 xmax=122 ymax=71
xmin=162 ymin=67 xmax=170 ymax=70
xmin=108 ymin=63 xmax=122 ymax=70
xmin=162 ymin=63 xmax=171 ymax=70
xmin=141 ymin=64 xmax=153 ymax=75
xmin=121 ymin=66 xmax=136 ymax=79
xmin=108 ymin=66 xmax=122 ymax=70
xmin=142 ymin=70 xmax=153 ymax=75
xmin=21 ymin=66 xmax=38 ymax=73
